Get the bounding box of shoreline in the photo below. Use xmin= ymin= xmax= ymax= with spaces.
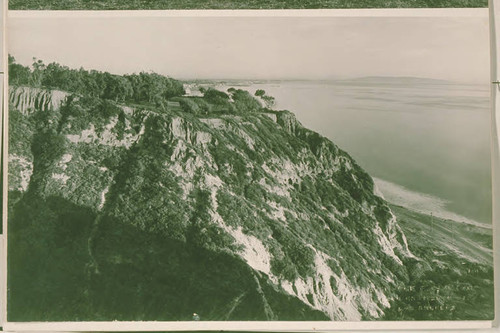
xmin=373 ymin=177 xmax=492 ymax=230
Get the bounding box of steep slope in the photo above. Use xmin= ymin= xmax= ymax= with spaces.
xmin=7 ymin=84 xmax=419 ymax=321
xmin=384 ymin=205 xmax=494 ymax=320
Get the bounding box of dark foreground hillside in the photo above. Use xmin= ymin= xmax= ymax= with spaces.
xmin=7 ymin=59 xmax=494 ymax=321
xmin=9 ymin=0 xmax=488 ymax=10
xmin=383 ymin=205 xmax=493 ymax=320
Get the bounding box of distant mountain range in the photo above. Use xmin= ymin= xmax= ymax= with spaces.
xmin=339 ymin=76 xmax=452 ymax=85
xmin=182 ymin=76 xmax=456 ymax=87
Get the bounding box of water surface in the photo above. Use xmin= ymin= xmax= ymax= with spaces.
xmin=239 ymin=78 xmax=491 ymax=224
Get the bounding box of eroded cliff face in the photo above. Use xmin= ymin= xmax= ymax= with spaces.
xmin=9 ymin=86 xmax=70 ymax=115
xmin=8 ymin=85 xmax=416 ymax=321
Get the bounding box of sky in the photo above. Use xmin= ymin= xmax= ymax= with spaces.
xmin=8 ymin=10 xmax=490 ymax=83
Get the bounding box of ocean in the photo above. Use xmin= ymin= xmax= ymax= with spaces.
xmin=221 ymin=78 xmax=492 ymax=225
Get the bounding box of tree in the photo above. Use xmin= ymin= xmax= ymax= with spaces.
xmin=262 ymin=95 xmax=276 ymax=109
xmin=102 ymin=73 xmax=133 ymax=102
xmin=254 ymin=89 xmax=275 ymax=109
xmin=203 ymin=88 xmax=230 ymax=105
xmin=255 ymin=89 xmax=266 ymax=97
xmin=31 ymin=58 xmax=46 ymax=87
xmin=230 ymin=89 xmax=262 ymax=113
xmin=8 ymin=55 xmax=32 ymax=86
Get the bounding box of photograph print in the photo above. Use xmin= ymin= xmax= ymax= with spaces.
xmin=5 ymin=11 xmax=495 ymax=324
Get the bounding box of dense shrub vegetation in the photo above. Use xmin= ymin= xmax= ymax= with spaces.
xmin=9 ymin=56 xmax=185 ymax=105
xmin=9 ymin=56 xmax=267 ymax=114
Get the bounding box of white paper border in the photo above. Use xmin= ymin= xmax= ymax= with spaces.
xmin=1 ymin=320 xmax=495 ymax=332
xmin=489 ymin=0 xmax=500 ymax=330
xmin=1 ymin=0 xmax=7 ymax=329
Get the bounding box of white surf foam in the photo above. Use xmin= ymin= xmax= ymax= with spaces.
xmin=373 ymin=177 xmax=491 ymax=229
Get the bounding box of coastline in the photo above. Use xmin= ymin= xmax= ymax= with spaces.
xmin=373 ymin=177 xmax=492 ymax=229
